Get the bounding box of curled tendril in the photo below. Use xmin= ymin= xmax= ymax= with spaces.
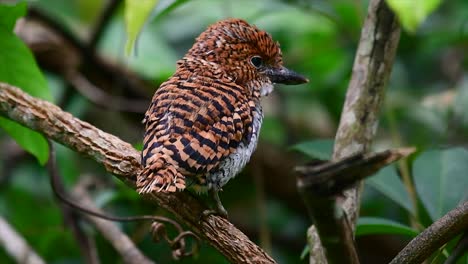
xmin=151 ymin=222 xmax=199 ymax=259
xmin=46 ymin=139 xmax=200 ymax=260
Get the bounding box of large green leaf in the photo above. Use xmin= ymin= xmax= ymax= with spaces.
xmin=0 ymin=118 xmax=49 ymax=165
xmin=290 ymin=139 xmax=334 ymax=160
xmin=413 ymin=148 xmax=468 ymax=221
xmin=0 ymin=1 xmax=27 ymax=32
xmin=0 ymin=30 xmax=51 ymax=100
xmin=0 ymin=23 xmax=51 ymax=164
xmin=124 ymin=0 xmax=159 ymax=55
xmin=367 ymin=165 xmax=415 ymax=214
xmin=356 ymin=217 xmax=418 ymax=237
xmin=386 ymin=0 xmax=442 ymax=33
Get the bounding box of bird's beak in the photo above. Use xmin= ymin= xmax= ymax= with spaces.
xmin=266 ymin=66 xmax=309 ymax=85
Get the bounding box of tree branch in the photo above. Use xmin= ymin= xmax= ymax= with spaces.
xmin=46 ymin=141 xmax=100 ymax=264
xmin=445 ymin=231 xmax=468 ymax=264
xmin=296 ymin=148 xmax=414 ymax=196
xmin=0 ymin=216 xmax=46 ymax=264
xmin=72 ymin=177 xmax=155 ymax=264
xmin=297 ymin=148 xmax=413 ymax=264
xmin=302 ymin=0 xmax=401 ymax=262
xmin=390 ymin=201 xmax=468 ymax=264
xmin=333 ymin=0 xmax=400 ymax=229
xmin=0 ymin=82 xmax=276 ymax=264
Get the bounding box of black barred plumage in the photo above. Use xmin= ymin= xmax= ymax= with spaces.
xmin=137 ymin=18 xmax=308 ymax=216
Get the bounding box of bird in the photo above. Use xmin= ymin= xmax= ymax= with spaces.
xmin=137 ymin=18 xmax=308 ymax=217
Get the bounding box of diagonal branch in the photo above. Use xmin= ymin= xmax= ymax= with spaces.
xmin=390 ymin=201 xmax=468 ymax=264
xmin=296 ymin=148 xmax=415 ymax=196
xmin=0 ymin=216 xmax=46 ymax=264
xmin=0 ymin=82 xmax=276 ymax=264
xmin=297 ymin=148 xmax=413 ymax=264
xmin=72 ymin=177 xmax=155 ymax=264
xmin=46 ymin=141 xmax=100 ymax=264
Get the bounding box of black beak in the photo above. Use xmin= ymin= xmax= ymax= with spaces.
xmin=266 ymin=66 xmax=309 ymax=85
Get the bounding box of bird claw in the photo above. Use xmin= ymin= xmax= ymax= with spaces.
xmin=201 ymin=207 xmax=228 ymax=219
xmin=199 ymin=190 xmax=228 ymax=221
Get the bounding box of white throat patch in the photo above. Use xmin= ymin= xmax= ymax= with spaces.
xmin=260 ymin=82 xmax=274 ymax=96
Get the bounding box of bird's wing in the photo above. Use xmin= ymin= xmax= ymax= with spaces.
xmin=138 ymin=77 xmax=253 ymax=193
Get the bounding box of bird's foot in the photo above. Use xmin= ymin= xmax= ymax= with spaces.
xmin=201 ymin=206 xmax=228 ymax=219
xmin=199 ymin=190 xmax=228 ymax=220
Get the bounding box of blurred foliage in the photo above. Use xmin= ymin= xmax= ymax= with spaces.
xmin=124 ymin=0 xmax=159 ymax=55
xmin=0 ymin=0 xmax=467 ymax=263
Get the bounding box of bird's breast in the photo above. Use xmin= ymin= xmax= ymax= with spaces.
xmin=203 ymin=105 xmax=263 ymax=191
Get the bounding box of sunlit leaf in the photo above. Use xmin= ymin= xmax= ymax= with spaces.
xmin=367 ymin=165 xmax=415 ymax=214
xmin=0 ymin=27 xmax=51 ymax=165
xmin=386 ymin=0 xmax=442 ymax=33
xmin=356 ymin=217 xmax=418 ymax=237
xmin=290 ymin=139 xmax=334 ymax=160
xmin=124 ymin=0 xmax=159 ymax=55
xmin=413 ymin=148 xmax=468 ymax=221
xmin=0 ymin=1 xmax=27 ymax=32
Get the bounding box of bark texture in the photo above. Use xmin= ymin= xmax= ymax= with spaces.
xmin=0 ymin=82 xmax=275 ymax=264
xmin=304 ymin=0 xmax=401 ymax=262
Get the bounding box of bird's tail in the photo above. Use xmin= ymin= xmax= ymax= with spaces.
xmin=137 ymin=165 xmax=186 ymax=194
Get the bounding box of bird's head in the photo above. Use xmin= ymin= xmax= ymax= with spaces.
xmin=185 ymin=18 xmax=308 ymax=97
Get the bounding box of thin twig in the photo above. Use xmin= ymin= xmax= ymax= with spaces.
xmin=72 ymin=177 xmax=155 ymax=264
xmin=0 ymin=216 xmax=46 ymax=264
xmin=390 ymin=201 xmax=468 ymax=264
xmin=46 ymin=138 xmax=198 ymax=260
xmin=0 ymin=82 xmax=276 ymax=264
xmin=46 ymin=140 xmax=100 ymax=264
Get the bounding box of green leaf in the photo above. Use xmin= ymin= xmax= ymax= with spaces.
xmin=0 ymin=1 xmax=27 ymax=32
xmin=356 ymin=217 xmax=419 ymax=237
xmin=413 ymin=148 xmax=468 ymax=221
xmin=0 ymin=28 xmax=51 ymax=165
xmin=290 ymin=139 xmax=334 ymax=160
xmin=124 ymin=0 xmax=159 ymax=55
xmin=367 ymin=165 xmax=415 ymax=214
xmin=386 ymin=0 xmax=442 ymax=33
xmin=0 ymin=118 xmax=49 ymax=165
xmin=0 ymin=29 xmax=51 ymax=100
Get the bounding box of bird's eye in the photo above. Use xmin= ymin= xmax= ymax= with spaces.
xmin=250 ymin=56 xmax=263 ymax=68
